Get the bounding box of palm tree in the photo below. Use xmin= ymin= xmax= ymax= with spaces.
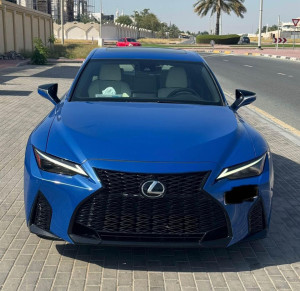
xmin=194 ymin=0 xmax=247 ymax=35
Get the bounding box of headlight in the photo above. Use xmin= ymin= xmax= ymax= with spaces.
xmin=217 ymin=154 xmax=266 ymax=180
xmin=34 ymin=148 xmax=88 ymax=177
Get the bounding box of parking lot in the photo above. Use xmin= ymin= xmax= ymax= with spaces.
xmin=0 ymin=63 xmax=300 ymax=291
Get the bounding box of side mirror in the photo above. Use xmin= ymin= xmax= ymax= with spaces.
xmin=38 ymin=84 xmax=60 ymax=105
xmin=231 ymin=89 xmax=256 ymax=111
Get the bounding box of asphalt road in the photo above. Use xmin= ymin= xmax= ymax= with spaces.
xmin=201 ymin=53 xmax=300 ymax=131
xmin=180 ymin=37 xmax=196 ymax=45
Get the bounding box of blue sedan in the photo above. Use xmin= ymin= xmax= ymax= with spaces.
xmin=24 ymin=48 xmax=273 ymax=247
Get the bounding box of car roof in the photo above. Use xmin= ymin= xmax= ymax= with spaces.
xmin=90 ymin=48 xmax=205 ymax=62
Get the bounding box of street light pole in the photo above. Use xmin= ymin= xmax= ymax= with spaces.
xmin=220 ymin=12 xmax=222 ymax=35
xmin=276 ymin=15 xmax=280 ymax=50
xmin=60 ymin=0 xmax=64 ymax=44
xmin=98 ymin=0 xmax=103 ymax=47
xmin=258 ymin=0 xmax=263 ymax=49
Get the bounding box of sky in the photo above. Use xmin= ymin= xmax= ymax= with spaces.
xmin=96 ymin=0 xmax=300 ymax=34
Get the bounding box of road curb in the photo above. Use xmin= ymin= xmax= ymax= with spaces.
xmin=243 ymin=52 xmax=300 ymax=62
xmin=196 ymin=49 xmax=300 ymax=62
xmin=47 ymin=58 xmax=84 ymax=64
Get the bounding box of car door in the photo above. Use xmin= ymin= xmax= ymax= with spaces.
xmin=117 ymin=38 xmax=125 ymax=47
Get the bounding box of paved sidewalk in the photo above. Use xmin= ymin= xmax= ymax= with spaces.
xmin=0 ymin=64 xmax=300 ymax=291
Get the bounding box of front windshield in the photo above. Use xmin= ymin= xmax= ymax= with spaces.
xmin=127 ymin=38 xmax=137 ymax=42
xmin=71 ymin=59 xmax=223 ymax=105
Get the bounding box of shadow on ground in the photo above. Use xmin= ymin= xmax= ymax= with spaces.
xmin=54 ymin=147 xmax=300 ymax=273
xmin=0 ymin=64 xmax=80 ymax=85
xmin=31 ymin=66 xmax=81 ymax=79
xmin=0 ymin=65 xmax=81 ymax=100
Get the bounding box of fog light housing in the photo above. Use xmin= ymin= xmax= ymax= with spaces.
xmin=225 ymin=185 xmax=258 ymax=204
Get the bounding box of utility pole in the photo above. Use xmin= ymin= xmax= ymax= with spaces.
xmin=98 ymin=0 xmax=103 ymax=47
xmin=276 ymin=15 xmax=280 ymax=50
xmin=220 ymin=12 xmax=222 ymax=35
xmin=258 ymin=0 xmax=263 ymax=49
xmin=60 ymin=0 xmax=64 ymax=44
xmin=293 ymin=27 xmax=296 ymax=50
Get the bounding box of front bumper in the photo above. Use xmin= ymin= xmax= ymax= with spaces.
xmin=24 ymin=145 xmax=273 ymax=248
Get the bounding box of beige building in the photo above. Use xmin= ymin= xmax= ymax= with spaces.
xmin=0 ymin=0 xmax=53 ymax=54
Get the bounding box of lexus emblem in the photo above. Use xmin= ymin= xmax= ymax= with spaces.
xmin=141 ymin=180 xmax=166 ymax=199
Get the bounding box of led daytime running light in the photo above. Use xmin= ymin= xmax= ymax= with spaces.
xmin=35 ymin=149 xmax=88 ymax=177
xmin=217 ymin=156 xmax=265 ymax=180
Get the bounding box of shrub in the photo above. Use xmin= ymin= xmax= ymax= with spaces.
xmin=31 ymin=38 xmax=48 ymax=65
xmin=48 ymin=35 xmax=56 ymax=44
xmin=196 ymin=34 xmax=240 ymax=45
xmin=48 ymin=43 xmax=97 ymax=59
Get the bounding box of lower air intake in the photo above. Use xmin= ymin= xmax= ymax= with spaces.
xmin=31 ymin=192 xmax=52 ymax=232
xmin=249 ymin=198 xmax=266 ymax=235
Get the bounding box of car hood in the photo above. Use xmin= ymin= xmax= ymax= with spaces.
xmin=46 ymin=101 xmax=255 ymax=165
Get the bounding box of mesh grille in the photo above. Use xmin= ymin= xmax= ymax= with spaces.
xmin=72 ymin=169 xmax=228 ymax=242
xmin=249 ymin=199 xmax=266 ymax=234
xmin=31 ymin=193 xmax=52 ymax=231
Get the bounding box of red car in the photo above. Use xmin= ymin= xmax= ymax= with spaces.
xmin=116 ymin=38 xmax=141 ymax=47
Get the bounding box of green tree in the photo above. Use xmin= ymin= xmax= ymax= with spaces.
xmin=116 ymin=15 xmax=133 ymax=26
xmin=78 ymin=14 xmax=94 ymax=24
xmin=256 ymin=24 xmax=278 ymax=34
xmin=133 ymin=9 xmax=161 ymax=32
xmin=169 ymin=24 xmax=181 ymax=38
xmin=157 ymin=22 xmax=169 ymax=38
xmin=133 ymin=9 xmax=148 ymax=29
xmin=269 ymin=25 xmax=278 ymax=32
xmin=193 ymin=0 xmax=247 ymax=35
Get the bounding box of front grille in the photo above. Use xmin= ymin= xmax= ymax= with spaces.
xmin=31 ymin=192 xmax=52 ymax=231
xmin=249 ymin=198 xmax=266 ymax=235
xmin=72 ymin=169 xmax=229 ymax=242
